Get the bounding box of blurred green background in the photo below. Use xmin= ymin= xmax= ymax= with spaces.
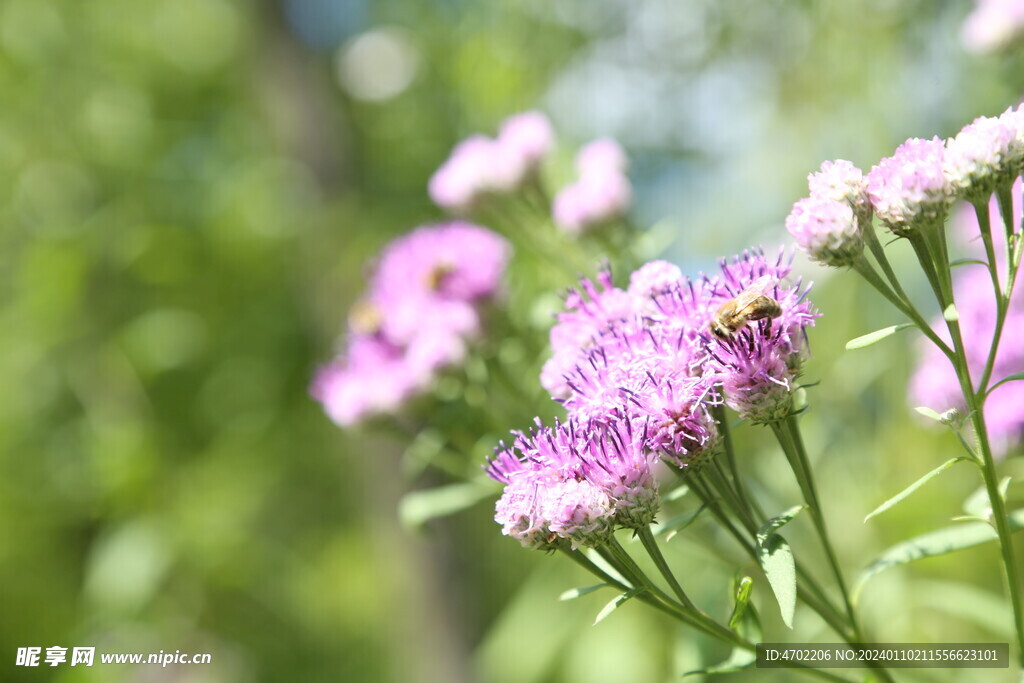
xmin=2 ymin=0 xmax=1024 ymax=681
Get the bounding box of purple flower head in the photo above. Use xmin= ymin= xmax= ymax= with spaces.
xmin=707 ymin=323 xmax=803 ymax=424
xmin=310 ymin=335 xmax=428 ymax=427
xmin=911 ymin=191 xmax=1024 ymax=457
xmin=312 ymin=223 xmax=509 ymax=427
xmin=621 ymin=372 xmax=720 ymax=464
xmin=486 ymin=417 xmax=661 ymax=548
xmin=704 ymin=250 xmax=819 ymax=424
xmin=785 ymin=196 xmax=864 ymax=268
xmin=372 ymin=222 xmax=510 ymax=303
xmin=867 ymin=137 xmax=951 ymax=235
xmin=628 ymin=260 xmax=685 ymax=311
xmin=945 ymin=114 xmax=1018 ymax=200
xmin=541 ymin=270 xmax=637 ymax=398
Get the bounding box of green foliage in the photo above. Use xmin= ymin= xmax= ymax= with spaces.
xmin=3 ymin=1 xmax=1024 ymax=681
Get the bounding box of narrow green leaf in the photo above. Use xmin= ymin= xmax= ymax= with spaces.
xmin=398 ymin=482 xmax=496 ymax=529
xmin=864 ymin=458 xmax=967 ymax=523
xmin=755 ymin=506 xmax=805 ymax=629
xmin=756 ymin=505 xmax=807 ymax=542
xmin=758 ymin=535 xmax=797 ymax=629
xmin=684 ymin=647 xmax=756 ymax=676
xmin=665 ymin=484 xmax=689 ymax=502
xmin=950 ymin=258 xmax=988 ymax=268
xmin=987 ymin=371 xmax=1024 ymax=397
xmin=914 ymin=580 xmax=1013 ymax=639
xmin=686 ymin=578 xmax=758 ymax=676
xmin=963 ymin=478 xmax=1013 ymax=519
xmin=914 ymin=406 xmax=944 ymax=421
xmin=845 ymin=323 xmax=914 ymax=350
xmin=854 ymin=509 xmax=1024 ymax=602
xmin=559 ymin=584 xmax=608 ymax=601
xmin=728 ymin=576 xmax=754 ymax=630
xmin=943 ymin=303 xmax=959 ymax=322
xmin=593 ymin=587 xmax=643 ymax=625
xmin=655 ymin=503 xmax=708 ymax=542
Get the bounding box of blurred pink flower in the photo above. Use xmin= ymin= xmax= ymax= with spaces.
xmin=428 ymin=111 xmax=554 ymax=212
xmin=553 ymin=139 xmax=632 ymax=235
xmin=962 ymin=0 xmax=1024 ymax=53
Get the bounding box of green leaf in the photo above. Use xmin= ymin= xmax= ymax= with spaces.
xmin=914 ymin=580 xmax=1013 ymax=639
xmin=686 ymin=578 xmax=758 ymax=677
xmin=398 ymin=482 xmax=496 ymax=529
xmin=755 ymin=506 xmax=805 ymax=629
xmin=963 ymin=478 xmax=1013 ymax=519
xmin=654 ymin=504 xmax=708 ymax=542
xmin=943 ymin=303 xmax=959 ymax=322
xmin=728 ymin=576 xmax=754 ymax=630
xmin=593 ymin=587 xmax=643 ymax=625
xmin=950 ymin=258 xmax=989 ymax=268
xmin=559 ymin=584 xmax=608 ymax=601
xmin=685 ymin=646 xmax=756 ymax=677
xmin=845 ymin=323 xmax=914 ymax=350
xmin=864 ymin=458 xmax=968 ymax=523
xmin=854 ymin=509 xmax=1024 ymax=602
xmin=914 ymin=406 xmax=944 ymax=421
xmin=665 ymin=484 xmax=689 ymax=502
xmin=987 ymin=371 xmax=1024 ymax=397
xmin=756 ymin=505 xmax=807 ymax=540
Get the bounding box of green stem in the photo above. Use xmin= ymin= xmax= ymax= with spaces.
xmin=637 ymin=525 xmax=697 ymax=610
xmin=890 ymin=213 xmax=1024 ymax=666
xmin=852 ymin=256 xmax=952 ymax=360
xmin=687 ymin=470 xmax=852 ymax=641
xmin=771 ymin=419 xmax=860 ymax=637
xmin=772 ymin=417 xmax=896 ymax=683
xmin=974 ymin=206 xmax=1010 ymax=395
xmin=864 ymin=221 xmax=911 ymax=303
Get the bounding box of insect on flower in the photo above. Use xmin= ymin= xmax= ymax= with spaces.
xmin=709 ymin=275 xmax=783 ymax=339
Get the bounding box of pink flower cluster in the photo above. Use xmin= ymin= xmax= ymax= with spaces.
xmin=553 ymin=139 xmax=633 ymax=236
xmin=786 ymin=159 xmax=868 ymax=267
xmin=787 ymin=105 xmax=1024 ymax=260
xmin=311 ymin=222 xmax=510 ymax=426
xmin=488 ymin=251 xmax=819 ymax=546
xmin=428 ymin=111 xmax=554 ymax=212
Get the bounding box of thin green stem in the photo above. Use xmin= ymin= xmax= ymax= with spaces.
xmin=712 ymin=405 xmax=762 ymax=520
xmin=771 ymin=417 xmax=896 ymax=683
xmin=637 ymin=525 xmax=697 ymax=610
xmin=687 ymin=470 xmax=852 ymax=641
xmin=930 ymin=248 xmax=1024 ymax=664
xmin=771 ymin=419 xmax=859 ymax=635
xmin=864 ymin=221 xmax=910 ymax=302
xmin=852 ymin=256 xmax=953 ymax=360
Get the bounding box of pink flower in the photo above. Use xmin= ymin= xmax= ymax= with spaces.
xmin=867 ymin=137 xmax=951 ymax=234
xmin=429 ymin=111 xmax=554 ymax=212
xmin=311 ymin=223 xmax=510 ymax=427
xmin=785 ymin=196 xmax=863 ymax=267
xmin=553 ymin=139 xmax=632 ymax=235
